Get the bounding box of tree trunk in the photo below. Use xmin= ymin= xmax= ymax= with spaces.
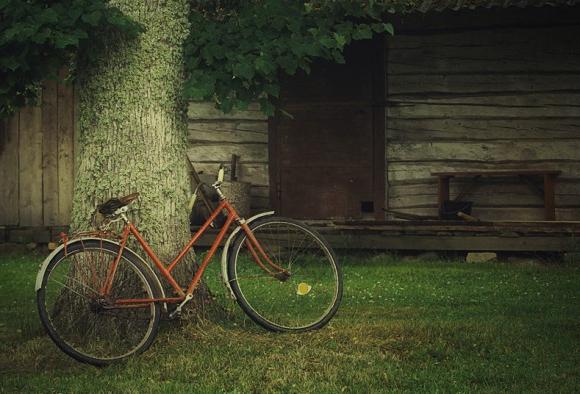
xmin=71 ymin=0 xmax=210 ymax=315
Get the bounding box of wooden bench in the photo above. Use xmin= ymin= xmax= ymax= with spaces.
xmin=431 ymin=170 xmax=562 ymax=221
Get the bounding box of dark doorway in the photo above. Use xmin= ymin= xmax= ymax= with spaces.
xmin=269 ymin=38 xmax=385 ymax=220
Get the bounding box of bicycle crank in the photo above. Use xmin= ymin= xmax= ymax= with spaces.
xmin=169 ymin=294 xmax=193 ymax=319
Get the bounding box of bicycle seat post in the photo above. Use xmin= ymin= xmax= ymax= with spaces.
xmin=115 ymin=205 xmax=130 ymax=223
xmin=212 ymin=181 xmax=226 ymax=201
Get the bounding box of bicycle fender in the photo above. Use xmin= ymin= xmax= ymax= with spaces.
xmin=220 ymin=211 xmax=275 ymax=299
xmin=35 ymin=238 xmax=168 ymax=312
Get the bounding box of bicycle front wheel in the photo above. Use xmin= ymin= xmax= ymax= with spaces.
xmin=227 ymin=217 xmax=342 ymax=332
xmin=37 ymin=240 xmax=161 ymax=366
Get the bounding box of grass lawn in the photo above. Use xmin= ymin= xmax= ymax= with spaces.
xmin=0 ymin=248 xmax=578 ymax=393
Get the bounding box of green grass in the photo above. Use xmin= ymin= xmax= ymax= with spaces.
xmin=0 ymin=249 xmax=578 ymax=393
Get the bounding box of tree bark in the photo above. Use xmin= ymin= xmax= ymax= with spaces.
xmin=72 ymin=0 xmax=210 ymax=315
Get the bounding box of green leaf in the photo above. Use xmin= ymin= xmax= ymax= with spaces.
xmin=319 ymin=36 xmax=336 ymax=49
xmin=258 ymin=98 xmax=275 ymax=117
xmin=38 ymin=8 xmax=59 ymax=24
xmin=81 ymin=10 xmax=102 ymax=26
xmin=54 ymin=33 xmax=79 ymax=49
xmin=255 ymin=57 xmax=276 ymax=75
xmin=0 ymin=57 xmax=20 ymax=71
xmin=352 ymin=24 xmax=372 ymax=40
xmin=333 ymin=32 xmax=347 ymax=48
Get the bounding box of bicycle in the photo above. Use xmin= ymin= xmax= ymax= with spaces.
xmin=36 ymin=166 xmax=343 ymax=366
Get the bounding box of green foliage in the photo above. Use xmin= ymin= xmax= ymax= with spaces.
xmin=184 ymin=0 xmax=395 ymax=115
xmin=1 ymin=0 xmax=397 ymax=118
xmin=0 ymin=0 xmax=141 ymax=118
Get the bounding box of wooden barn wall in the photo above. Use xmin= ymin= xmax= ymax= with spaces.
xmin=0 ymin=80 xmax=76 ymax=228
xmin=385 ymin=8 xmax=580 ymax=221
xmin=187 ymin=103 xmax=270 ymax=212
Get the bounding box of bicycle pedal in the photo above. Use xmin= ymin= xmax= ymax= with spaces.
xmin=168 ymin=309 xmax=182 ymax=320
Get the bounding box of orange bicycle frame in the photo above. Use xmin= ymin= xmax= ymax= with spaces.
xmin=100 ymin=199 xmax=285 ymax=307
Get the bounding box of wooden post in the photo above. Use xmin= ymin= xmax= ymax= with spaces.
xmin=544 ymin=174 xmax=556 ymax=221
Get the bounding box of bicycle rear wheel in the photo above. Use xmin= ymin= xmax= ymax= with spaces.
xmin=227 ymin=217 xmax=342 ymax=332
xmin=37 ymin=240 xmax=161 ymax=366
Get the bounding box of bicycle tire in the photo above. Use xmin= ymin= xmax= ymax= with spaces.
xmin=37 ymin=239 xmax=162 ymax=366
xmin=227 ymin=217 xmax=342 ymax=332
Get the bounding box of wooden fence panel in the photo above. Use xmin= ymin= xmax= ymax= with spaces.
xmin=0 ymin=116 xmax=20 ymax=225
xmin=18 ymin=104 xmax=44 ymax=226
xmin=42 ymin=80 xmax=59 ymax=226
xmin=0 ymin=79 xmax=76 ymax=228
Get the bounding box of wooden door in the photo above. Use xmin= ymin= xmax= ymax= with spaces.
xmin=270 ymin=38 xmax=385 ymax=220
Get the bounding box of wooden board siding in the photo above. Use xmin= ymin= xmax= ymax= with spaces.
xmin=186 ymin=102 xmax=270 ymax=212
xmin=0 ymin=116 xmax=20 ymax=225
xmin=0 ymin=80 xmax=76 ymax=227
xmin=385 ymin=12 xmax=580 ymax=221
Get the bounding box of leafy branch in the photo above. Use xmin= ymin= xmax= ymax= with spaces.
xmin=0 ymin=0 xmax=398 ymax=119
xmin=0 ymin=0 xmax=141 ymax=118
xmin=184 ymin=0 xmax=395 ymax=115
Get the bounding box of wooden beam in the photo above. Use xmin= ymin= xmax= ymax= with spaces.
xmin=319 ymin=234 xmax=578 ymax=252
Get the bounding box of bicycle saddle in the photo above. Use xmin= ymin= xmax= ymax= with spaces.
xmin=97 ymin=193 xmax=139 ymax=215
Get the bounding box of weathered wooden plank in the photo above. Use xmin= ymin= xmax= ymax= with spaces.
xmin=387 ymin=94 xmax=580 ymax=119
xmin=188 ymin=120 xmax=267 ymax=134
xmin=388 ymin=74 xmax=580 ymax=96
xmin=388 ymin=179 xmax=580 ymax=198
xmin=188 ymin=121 xmax=268 ymax=144
xmin=389 ymin=207 xmax=580 ymax=221
xmin=318 ymin=233 xmax=580 ymax=251
xmin=19 ymin=105 xmax=44 ymax=226
xmin=387 ymin=25 xmax=580 ymax=50
xmin=189 ymin=162 xmax=269 ymax=186
xmin=187 ymin=102 xmax=267 ymax=121
xmin=389 ymin=191 xmax=580 ymax=209
xmin=389 ymin=6 xmax=580 ymax=33
xmin=387 ymin=118 xmax=580 ymax=141
xmin=250 ymin=185 xmax=270 ymax=198
xmin=42 ymin=80 xmax=59 ymax=226
xmin=386 ymin=140 xmax=580 ymax=163
xmin=249 ymin=193 xmax=270 ymax=210
xmin=0 ymin=116 xmax=20 ymax=225
xmin=239 ymin=163 xmax=269 ymax=186
xmin=387 ymin=27 xmax=580 ymax=76
xmin=57 ymin=77 xmax=75 ymax=225
xmin=6 ymin=227 xmax=52 ymax=243
xmin=326 ymin=221 xmax=580 ymax=234
xmin=188 ymin=143 xmax=268 ymax=163
xmin=387 ymin=162 xmax=580 ymax=183
xmin=388 ymin=52 xmax=580 ymax=75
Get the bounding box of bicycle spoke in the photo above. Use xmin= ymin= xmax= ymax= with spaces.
xmin=230 ymin=218 xmax=342 ymax=331
xmin=38 ymin=243 xmax=159 ymax=365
